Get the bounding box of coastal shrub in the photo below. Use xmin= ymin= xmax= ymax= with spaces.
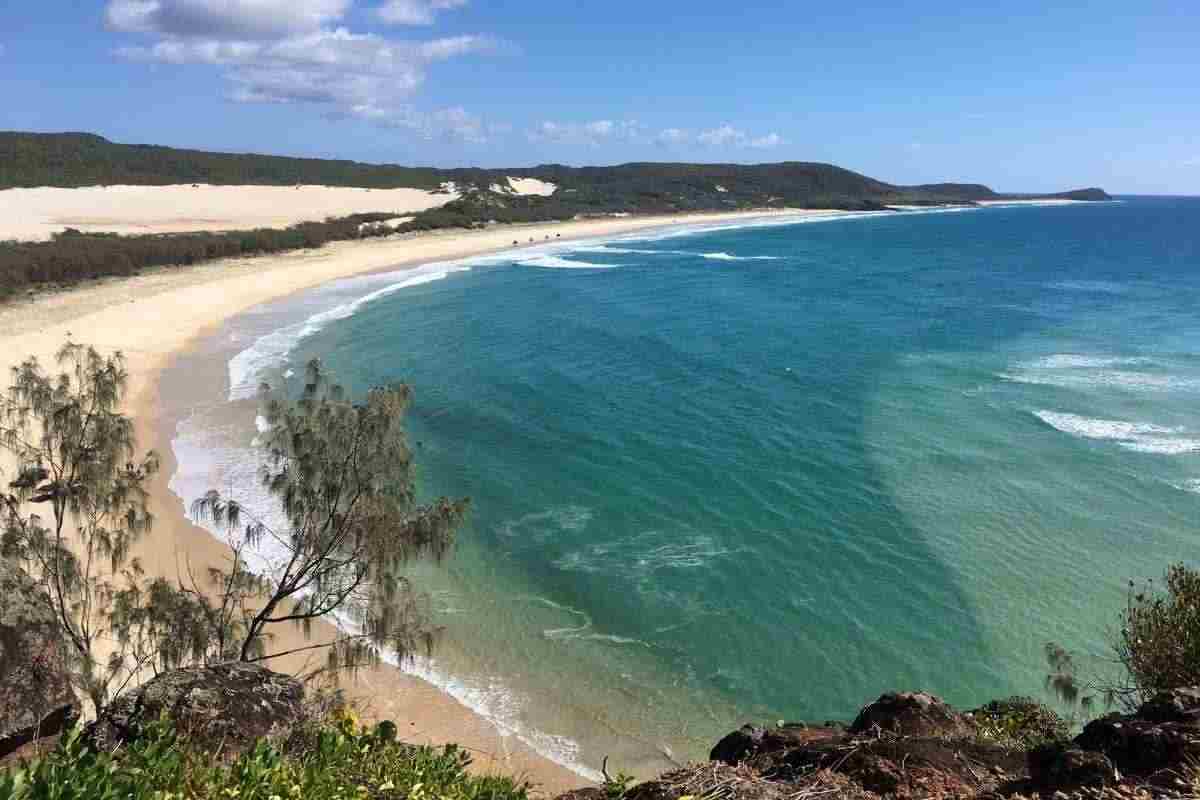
xmin=0 ymin=716 xmax=530 ymax=800
xmin=1042 ymin=563 xmax=1200 ymax=715
xmin=972 ymin=697 xmax=1069 ymax=746
xmin=0 ymin=213 xmax=395 ymax=301
xmin=1116 ymin=563 xmax=1200 ymax=704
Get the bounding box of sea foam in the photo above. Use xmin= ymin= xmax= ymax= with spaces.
xmin=1028 ymin=354 xmax=1153 ymax=369
xmin=517 ymin=254 xmax=614 ymax=269
xmin=1033 ymin=411 xmax=1179 ymax=441
xmin=227 ymin=265 xmax=470 ymax=399
xmin=1033 ymin=410 xmax=1198 ymax=455
xmin=700 ymin=252 xmax=780 ymax=261
xmin=1003 ymin=370 xmax=1194 ymax=392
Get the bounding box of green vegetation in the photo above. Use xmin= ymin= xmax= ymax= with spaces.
xmin=1043 ymin=562 xmax=1200 ymax=717
xmin=0 ymin=133 xmax=448 ymax=190
xmin=1115 ymin=564 xmax=1200 ymax=705
xmin=0 ymin=214 xmax=400 ymax=301
xmin=972 ymin=697 xmax=1070 ymax=747
xmin=1 ymin=342 xmax=462 ymax=718
xmin=190 ymin=359 xmax=468 ymax=669
xmin=0 ymin=712 xmax=530 ymax=800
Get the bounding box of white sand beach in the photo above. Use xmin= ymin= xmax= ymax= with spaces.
xmin=0 ymin=199 xmax=849 ymax=792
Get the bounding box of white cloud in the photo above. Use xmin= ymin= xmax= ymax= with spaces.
xmin=529 ymin=121 xmax=785 ymax=150
xmin=697 ymin=124 xmax=742 ymax=147
xmin=655 ymin=128 xmax=688 ymax=147
xmin=529 ymin=119 xmax=643 ymax=145
xmin=119 ymin=29 xmax=489 ymax=71
xmin=107 ymin=0 xmax=496 ymax=141
xmin=400 ymin=106 xmax=491 ymax=142
xmin=695 ymin=125 xmax=785 ymax=149
xmin=748 ymin=133 xmax=784 ymax=149
xmin=106 ymin=0 xmax=350 ymax=38
xmin=377 ymin=0 xmax=467 ymax=25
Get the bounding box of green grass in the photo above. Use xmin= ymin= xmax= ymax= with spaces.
xmin=0 ymin=712 xmax=532 ymax=800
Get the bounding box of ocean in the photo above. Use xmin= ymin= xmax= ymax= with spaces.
xmin=167 ymin=197 xmax=1200 ymax=780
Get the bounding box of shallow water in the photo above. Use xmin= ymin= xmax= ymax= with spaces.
xmin=170 ymin=198 xmax=1200 ymax=779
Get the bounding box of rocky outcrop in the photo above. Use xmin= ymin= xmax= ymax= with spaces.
xmin=85 ymin=662 xmax=305 ymax=756
xmin=571 ymin=688 xmax=1200 ymax=800
xmin=1073 ymin=688 xmax=1200 ymax=778
xmin=849 ymin=691 xmax=973 ymax=739
xmin=703 ymin=694 xmax=1023 ymax=798
xmin=0 ymin=562 xmax=79 ymax=759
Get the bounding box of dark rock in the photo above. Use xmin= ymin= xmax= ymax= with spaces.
xmin=0 ymin=562 xmax=79 ymax=758
xmin=1074 ymin=711 xmax=1200 ymax=776
xmin=85 ymin=662 xmax=304 ymax=755
xmin=849 ymin=691 xmax=973 ymax=738
xmin=1072 ymin=691 xmax=1200 ymax=778
xmin=710 ymin=723 xmax=845 ymax=765
xmin=1137 ymin=687 xmax=1200 ymax=723
xmin=1029 ymin=744 xmax=1118 ymax=790
xmin=710 ymin=724 xmax=766 ymax=764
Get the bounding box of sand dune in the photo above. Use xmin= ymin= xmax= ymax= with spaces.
xmin=501 ymin=177 xmax=558 ymax=196
xmin=0 ymin=183 xmax=458 ymax=241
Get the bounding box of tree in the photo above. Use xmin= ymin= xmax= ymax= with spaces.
xmin=1114 ymin=564 xmax=1200 ymax=704
xmin=192 ymin=359 xmax=468 ymax=672
xmin=0 ymin=341 xmax=207 ymax=713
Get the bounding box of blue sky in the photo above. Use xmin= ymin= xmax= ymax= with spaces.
xmin=1 ymin=1 xmax=1197 ymax=193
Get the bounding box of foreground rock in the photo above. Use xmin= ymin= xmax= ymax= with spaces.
xmin=1028 ymin=744 xmax=1119 ymax=792
xmin=850 ymin=691 xmax=974 ymax=738
xmin=561 ymin=689 xmax=1200 ymax=800
xmin=709 ymin=722 xmax=844 ymax=765
xmin=0 ymin=562 xmax=79 ymax=759
xmin=85 ymin=662 xmax=305 ymax=755
xmin=1074 ymin=687 xmax=1200 ymax=780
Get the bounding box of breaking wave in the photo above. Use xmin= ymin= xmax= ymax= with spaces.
xmin=227 ymin=265 xmax=470 ymax=399
xmin=1033 ymin=411 xmax=1199 ymax=454
xmin=517 ymin=255 xmax=615 ymax=269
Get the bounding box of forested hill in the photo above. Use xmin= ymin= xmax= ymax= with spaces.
xmin=0 ymin=132 xmax=1110 ymax=214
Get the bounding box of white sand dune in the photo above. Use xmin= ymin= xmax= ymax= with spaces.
xmin=489 ymin=177 xmax=558 ymax=196
xmin=0 ymin=183 xmax=459 ymax=242
xmin=506 ymin=176 xmax=557 ymax=196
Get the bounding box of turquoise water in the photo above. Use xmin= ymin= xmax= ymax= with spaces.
xmin=192 ymin=199 xmax=1200 ymax=777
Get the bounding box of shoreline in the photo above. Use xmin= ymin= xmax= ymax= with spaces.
xmin=0 ymin=207 xmax=857 ymax=793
